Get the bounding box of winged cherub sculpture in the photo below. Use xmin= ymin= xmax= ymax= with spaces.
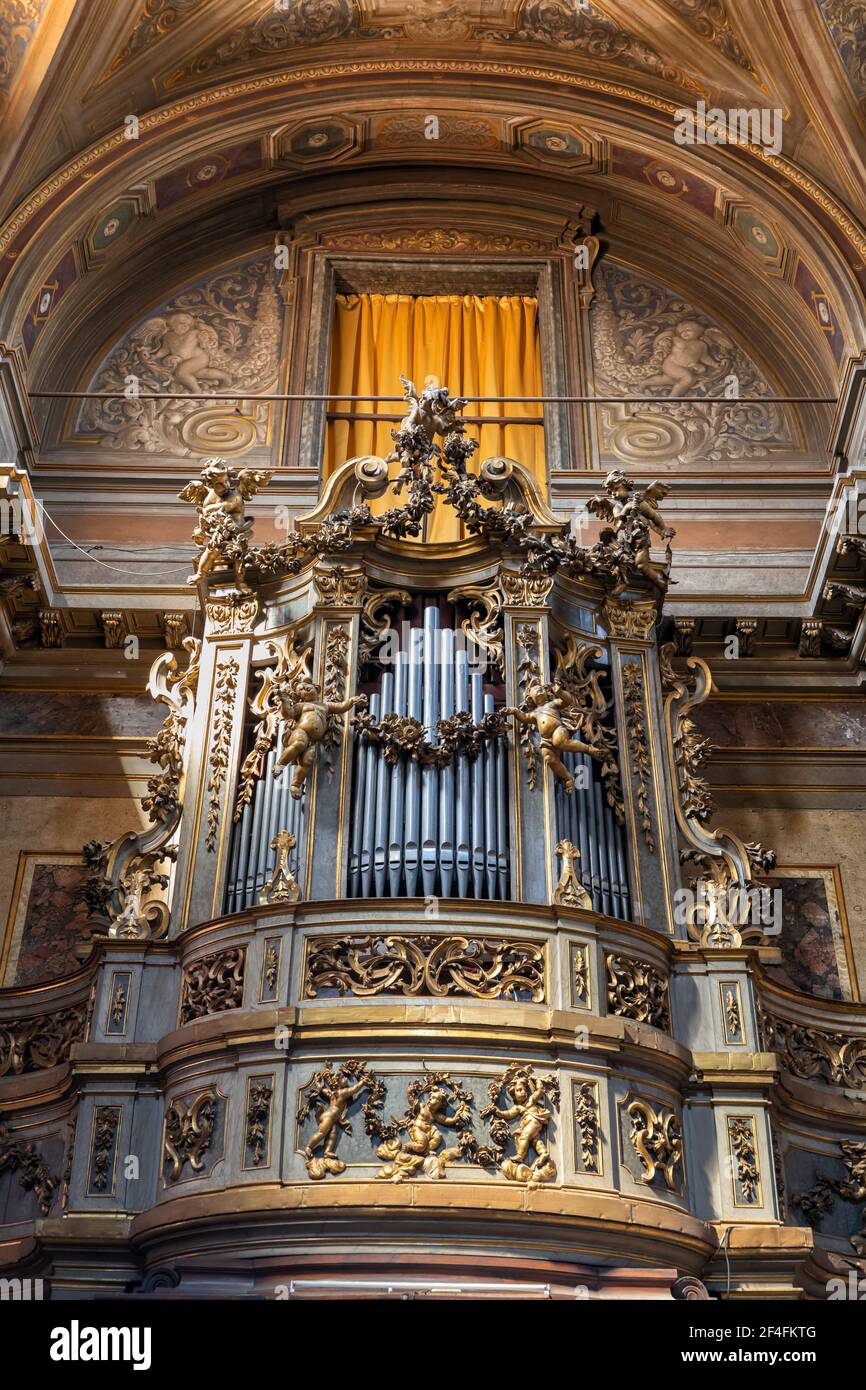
xmin=397 ymin=374 xmax=469 ymax=444
xmin=504 ymin=680 xmax=605 ymax=793
xmin=274 ymin=676 xmax=367 ymax=800
xmin=178 ymin=458 xmax=273 ymax=593
xmin=587 ymin=470 xmax=675 ymax=593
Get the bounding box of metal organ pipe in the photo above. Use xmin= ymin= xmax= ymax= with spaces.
xmin=345 ymin=606 xmax=510 ymax=902
xmin=556 ymin=748 xmax=631 ymax=921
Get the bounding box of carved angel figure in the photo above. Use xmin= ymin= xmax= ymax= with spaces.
xmin=398 ymin=374 xmax=469 ymax=443
xmin=274 ymin=677 xmax=366 ymax=799
xmin=373 ymin=1074 xmax=475 ymax=1182
xmin=480 ymin=1063 xmax=558 ymax=1185
xmin=505 ymin=680 xmax=604 ymax=792
xmin=587 ymin=469 xmax=675 ymax=593
xmin=178 ymin=458 xmax=272 ymax=593
xmin=297 ymin=1060 xmax=382 ymax=1181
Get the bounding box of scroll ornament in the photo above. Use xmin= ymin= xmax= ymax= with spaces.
xmin=662 ymin=651 xmax=776 ymax=946
xmin=82 ymin=637 xmax=200 ymax=940
xmin=627 ymin=1098 xmax=683 ymax=1190
xmin=297 ymin=1060 xmax=385 ymax=1180
xmin=479 ymin=1063 xmax=560 ymax=1184
xmin=163 ymin=1091 xmax=216 ymax=1182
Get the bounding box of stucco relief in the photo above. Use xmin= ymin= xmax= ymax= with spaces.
xmin=589 ymin=262 xmax=792 ymax=464
xmin=74 ymin=257 xmax=282 ymax=457
xmin=819 ymin=0 xmax=866 ymax=105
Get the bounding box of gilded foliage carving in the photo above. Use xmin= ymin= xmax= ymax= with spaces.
xmin=554 ymin=840 xmax=592 ymax=909
xmin=205 ymin=657 xmax=239 ymax=850
xmin=763 ymin=1013 xmax=866 ymax=1091
xmin=304 ymin=933 xmax=544 ymax=1001
xmin=728 ymin=1116 xmax=760 ymax=1203
xmin=245 ymin=1081 xmax=273 ymax=1168
xmin=90 ymin=1106 xmax=121 ymax=1193
xmin=662 ymin=0 xmax=755 ymax=74
xmin=793 ymin=1141 xmax=866 ymax=1256
xmin=479 ymin=1062 xmax=559 ymax=1184
xmin=180 ymin=946 xmax=245 ymax=1024
xmin=0 ymin=1122 xmax=58 ymax=1215
xmin=298 ymin=1059 xmax=384 ymax=1180
xmin=606 ymin=953 xmax=671 ymax=1031
xmin=575 ymin=1082 xmax=600 ymax=1172
xmin=621 ymin=662 xmax=655 ymax=851
xmin=234 ymin=626 xmax=313 ymax=819
xmin=76 ymin=258 xmax=282 ymax=455
xmin=165 ymin=0 xmax=360 ymax=88
xmin=486 ymin=0 xmax=689 ymax=89
xmin=590 ymin=264 xmax=792 ymax=464
xmin=0 ymin=1003 xmax=87 ymax=1077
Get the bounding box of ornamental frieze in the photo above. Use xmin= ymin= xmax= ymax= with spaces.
xmin=303 ymin=933 xmax=545 ymax=1002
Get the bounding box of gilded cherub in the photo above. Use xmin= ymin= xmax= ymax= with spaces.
xmin=374 ymin=1074 xmax=475 ymax=1182
xmin=643 ymin=319 xmax=717 ymax=397
xmin=398 ymin=374 xmax=468 ymax=443
xmin=587 ymin=469 xmax=675 ymax=593
xmin=481 ymin=1063 xmax=559 ymax=1185
xmin=505 ymin=680 xmax=603 ymax=793
xmin=178 ymin=458 xmax=273 ymax=593
xmin=297 ymin=1060 xmax=382 ymax=1181
xmin=274 ymin=677 xmax=366 ymax=799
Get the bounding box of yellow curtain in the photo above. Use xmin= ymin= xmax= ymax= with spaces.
xmin=325 ymin=293 xmax=546 ymax=543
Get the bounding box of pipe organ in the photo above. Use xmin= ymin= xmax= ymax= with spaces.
xmin=2 ymin=380 xmax=861 ymax=1303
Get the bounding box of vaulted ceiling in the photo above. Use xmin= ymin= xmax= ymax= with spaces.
xmin=0 ymin=0 xmax=864 ymax=611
